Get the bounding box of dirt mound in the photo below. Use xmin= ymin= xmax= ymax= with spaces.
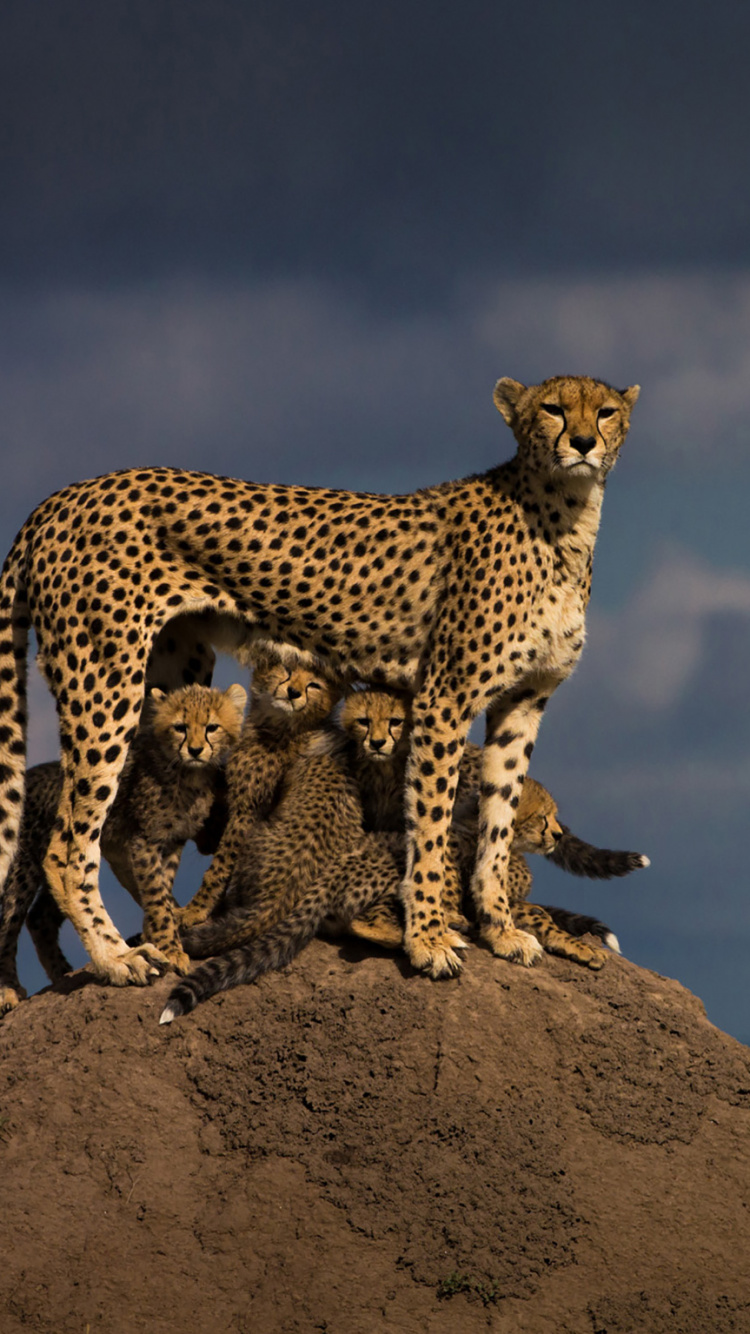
xmin=1 ymin=941 xmax=749 ymax=1333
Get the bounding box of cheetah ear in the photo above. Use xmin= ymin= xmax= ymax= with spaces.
xmin=225 ymin=683 xmax=248 ymax=716
xmin=149 ymin=687 xmax=168 ymax=703
xmin=620 ymin=384 xmax=640 ymax=411
xmin=493 ymin=377 xmax=526 ymax=425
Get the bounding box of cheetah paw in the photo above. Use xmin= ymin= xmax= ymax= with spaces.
xmin=0 ymin=984 xmax=26 ymax=1017
xmin=98 ymin=943 xmax=172 ymax=987
xmin=483 ymin=925 xmax=544 ymax=967
xmin=406 ymin=931 xmax=465 ymax=979
xmin=157 ymin=943 xmax=193 ymax=976
xmin=177 ymin=902 xmax=212 ymax=930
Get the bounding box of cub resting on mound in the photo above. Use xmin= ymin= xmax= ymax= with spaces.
xmin=0 ymin=682 xmax=245 ymax=1015
xmin=336 ymin=687 xmax=648 ymax=968
xmin=0 ymin=374 xmax=639 ymax=984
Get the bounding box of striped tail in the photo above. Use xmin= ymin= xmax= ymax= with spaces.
xmin=548 ymin=827 xmax=650 ymax=880
xmin=0 ymin=536 xmax=30 ymax=895
xmin=160 ymin=889 xmax=328 ymax=1023
xmin=539 ymin=904 xmax=621 ymax=955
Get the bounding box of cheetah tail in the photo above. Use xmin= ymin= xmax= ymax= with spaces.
xmin=0 ymin=537 xmax=30 ymax=891
xmin=548 ymin=828 xmax=650 ymax=880
xmin=538 ymin=904 xmax=621 ymax=954
xmin=159 ymin=890 xmax=326 ymax=1023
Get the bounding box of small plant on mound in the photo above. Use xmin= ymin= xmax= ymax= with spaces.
xmin=436 ymin=1271 xmax=501 ymax=1306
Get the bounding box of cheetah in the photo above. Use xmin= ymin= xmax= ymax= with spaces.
xmin=177 ymin=646 xmax=343 ymax=928
xmin=0 ymin=375 xmax=639 ymax=985
xmin=0 ymin=682 xmax=246 ymax=1014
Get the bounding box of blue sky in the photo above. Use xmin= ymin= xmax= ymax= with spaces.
xmin=3 ymin=1 xmax=749 ymax=1040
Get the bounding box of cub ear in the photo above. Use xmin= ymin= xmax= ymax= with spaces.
xmin=493 ymin=377 xmax=526 ymax=425
xmin=149 ymin=687 xmax=168 ymax=703
xmin=225 ymin=683 xmax=248 ymax=716
xmin=620 ymin=384 xmax=640 ymax=410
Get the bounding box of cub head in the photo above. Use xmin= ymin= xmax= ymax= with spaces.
xmin=341 ymin=688 xmax=411 ymax=762
xmin=250 ymin=645 xmax=341 ymax=725
xmin=494 ymin=375 xmax=639 ymax=483
xmin=149 ymin=683 xmax=247 ymax=769
xmin=512 ymin=777 xmax=564 ymax=855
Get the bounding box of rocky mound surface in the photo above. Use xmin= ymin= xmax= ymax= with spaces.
xmin=1 ymin=940 xmax=749 ymax=1333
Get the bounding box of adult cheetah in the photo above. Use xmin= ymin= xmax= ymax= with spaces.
xmin=0 ymin=374 xmax=639 ymax=984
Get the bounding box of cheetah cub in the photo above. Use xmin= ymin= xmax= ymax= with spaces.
xmin=161 ymin=720 xmax=421 ymax=1023
xmin=340 ymin=687 xmax=648 ymax=967
xmin=177 ymin=646 xmax=343 ymax=928
xmin=0 ymin=683 xmax=246 ymax=1015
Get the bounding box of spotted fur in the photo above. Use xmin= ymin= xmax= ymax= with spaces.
xmin=0 ymin=375 xmax=638 ymax=985
xmin=178 ymin=648 xmax=342 ymax=929
xmin=161 ymin=731 xmax=407 ymax=1021
xmin=341 ymin=687 xmax=647 ymax=967
xmin=0 ymin=683 xmax=245 ymax=1014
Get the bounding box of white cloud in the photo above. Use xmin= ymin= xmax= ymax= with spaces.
xmin=3 ymin=267 xmax=750 ymax=533
xmin=582 ymin=544 xmax=750 ymax=710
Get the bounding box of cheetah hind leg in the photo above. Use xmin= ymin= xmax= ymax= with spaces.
xmin=347 ymin=901 xmax=404 ymax=949
xmin=513 ymin=903 xmax=607 ymax=971
xmin=26 ymin=886 xmax=73 ymax=983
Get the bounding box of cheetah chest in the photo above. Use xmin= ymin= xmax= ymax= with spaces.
xmin=526 ymin=582 xmax=588 ymax=681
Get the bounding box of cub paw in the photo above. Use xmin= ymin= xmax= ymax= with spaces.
xmin=349 ymin=920 xmax=404 ymax=949
xmin=158 ymin=943 xmax=192 ymax=975
xmin=405 ymin=930 xmax=465 ymax=979
xmin=177 ymin=902 xmax=211 ymax=930
xmin=483 ymin=924 xmax=544 ymax=967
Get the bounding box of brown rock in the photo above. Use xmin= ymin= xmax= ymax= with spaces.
xmin=1 ymin=940 xmax=748 ymax=1333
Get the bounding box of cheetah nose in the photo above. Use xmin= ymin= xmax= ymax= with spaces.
xmin=188 ymin=745 xmax=203 ymax=758
xmin=370 ymin=738 xmax=386 ymax=751
xmin=570 ymin=434 xmax=596 ymax=456
xmin=286 ymin=687 xmax=302 ymax=700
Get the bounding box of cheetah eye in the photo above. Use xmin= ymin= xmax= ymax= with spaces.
xmin=389 ymin=718 xmax=403 ymax=728
xmin=172 ymin=723 xmax=188 ymax=735
xmin=307 ymin=681 xmax=322 ymax=691
xmin=598 ymin=407 xmax=616 ymax=419
xmin=541 ymin=403 xmax=564 ymax=417
xmin=356 ymin=718 xmax=370 ymax=728
xmin=205 ymin=723 xmax=219 ymax=734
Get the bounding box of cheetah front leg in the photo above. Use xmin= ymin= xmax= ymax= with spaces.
xmin=43 ymin=758 xmax=170 ymax=987
xmin=127 ymin=843 xmax=191 ymax=975
xmin=400 ymin=688 xmax=471 ymax=979
xmin=470 ymin=683 xmax=559 ymax=967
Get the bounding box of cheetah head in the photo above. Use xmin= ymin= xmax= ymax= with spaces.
xmin=494 ymin=375 xmax=639 ymax=484
xmin=251 ymin=647 xmax=342 ymax=724
xmin=511 ymin=776 xmax=564 ymax=855
xmin=341 ymin=688 xmax=411 ymax=762
xmin=149 ymin=683 xmax=247 ymax=770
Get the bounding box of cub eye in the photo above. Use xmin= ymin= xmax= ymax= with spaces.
xmin=389 ymin=718 xmax=403 ymax=728
xmin=598 ymin=407 xmax=616 ymax=419
xmin=356 ymin=717 xmax=370 ymax=728
xmin=205 ymin=723 xmax=219 ymax=734
xmin=541 ymin=402 xmax=564 ymax=417
xmin=172 ymin=723 xmax=187 ymax=735
xmin=307 ymin=681 xmax=322 ymax=691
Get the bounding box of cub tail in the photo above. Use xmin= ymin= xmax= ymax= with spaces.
xmin=548 ymin=826 xmax=650 ymax=880
xmin=539 ymin=904 xmax=621 ymax=954
xmin=160 ymin=889 xmax=327 ymax=1023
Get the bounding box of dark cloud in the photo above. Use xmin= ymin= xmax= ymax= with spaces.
xmin=2 ymin=1 xmax=750 ymax=300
